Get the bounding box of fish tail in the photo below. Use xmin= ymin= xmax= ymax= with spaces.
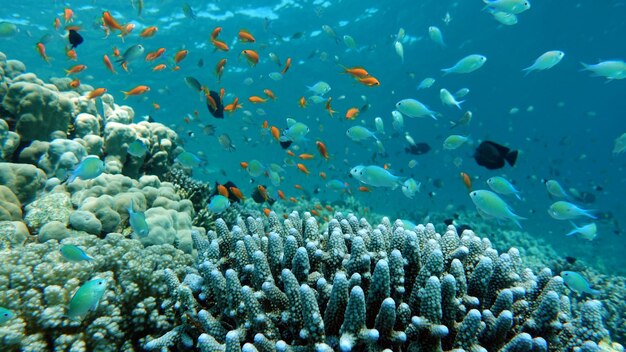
xmin=505 ymin=150 xmax=519 ymax=167
xmin=441 ymin=68 xmax=450 ymax=76
xmin=583 ymin=210 xmax=598 ymax=219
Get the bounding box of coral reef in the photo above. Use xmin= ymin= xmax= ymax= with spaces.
xmin=0 ymin=233 xmax=193 ymax=351
xmin=146 ymin=212 xmax=617 ymax=351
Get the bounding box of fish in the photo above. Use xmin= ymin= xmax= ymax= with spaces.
xmin=205 ymin=90 xmax=224 ymax=118
xmin=455 ymin=88 xmax=470 ymax=99
xmin=128 ymin=199 xmax=149 ymax=237
xmin=565 ymin=222 xmax=597 ymax=241
xmin=0 ymin=307 xmax=14 ymax=325
xmin=417 ymin=77 xmax=436 ymax=90
xmin=174 ymin=49 xmax=188 ymax=64
xmin=307 ymin=81 xmax=331 ymax=95
xmin=36 ymin=42 xmax=50 ymax=63
xmin=215 ymin=59 xmax=227 ymax=82
xmin=282 ymin=119 xmax=309 ymax=143
xmin=208 ymin=195 xmax=230 ymax=214
xmin=68 ymin=278 xmax=107 ymax=320
xmin=86 ymin=88 xmax=107 ymax=100
xmin=102 ymin=11 xmax=125 ymax=33
xmin=581 ymin=60 xmax=626 ymax=81
xmin=122 ymin=85 xmax=150 ymax=99
xmin=394 ymin=41 xmax=404 ymax=63
xmin=560 ymin=271 xmax=600 ymax=295
xmin=341 ymin=65 xmax=370 ymax=78
xmin=461 ymin=172 xmax=473 ymax=192
xmin=443 ymin=135 xmax=469 ymax=150
xmin=346 ymin=126 xmax=378 ymax=142
xmin=440 ymin=88 xmax=464 ymax=109
xmin=252 ymin=185 xmax=275 ymax=205
xmin=401 ymin=178 xmax=421 ymax=199
xmin=345 ymin=107 xmax=360 ymax=120
xmin=548 ymin=201 xmax=597 ymax=220
xmin=450 ymin=111 xmax=472 ymax=129
xmin=523 ymin=50 xmax=565 ymax=75
xmin=441 ymin=54 xmax=487 ymax=75
xmin=68 ymin=29 xmax=83 ymax=49
xmin=65 ymin=64 xmax=87 ymax=75
xmin=248 ymin=96 xmax=268 ymax=104
xmin=60 ymin=244 xmax=94 ymax=262
xmin=316 ymin=141 xmax=329 ymax=161
xmin=613 ymin=132 xmax=626 ymax=154
xmin=117 ymin=44 xmax=144 ymax=67
xmin=182 ymin=3 xmax=196 ymax=19
xmin=184 ymin=76 xmax=204 ymax=92
xmin=489 ymin=9 xmax=518 ymax=25
xmin=374 ymin=117 xmax=385 ymax=134
xmin=392 ymin=110 xmax=404 ymax=131
xmin=241 ymin=50 xmax=259 ymax=66
xmin=217 ymin=134 xmax=236 ymax=152
xmin=356 ymin=76 xmax=381 ymax=87
xmin=326 ymin=179 xmax=350 ymax=192
xmin=175 ymin=151 xmax=202 ymax=168
xmin=238 ymin=29 xmax=256 ymax=42
xmin=470 ymin=189 xmax=525 ymax=228
xmin=247 ymin=160 xmax=265 ymax=178
xmin=487 ymin=176 xmax=521 ymax=199
xmin=405 ymin=143 xmax=431 ymax=156
xmin=103 ymin=54 xmax=116 ymax=74
xmin=68 ymin=155 xmax=105 ymax=183
xmin=473 ymin=141 xmax=518 ymax=170
xmin=350 ymin=165 xmax=402 ymax=189
xmin=281 ymin=57 xmax=291 ymax=75
xmin=127 ymin=140 xmax=148 ymax=158
xmin=428 ymin=26 xmax=446 ymax=47
xmin=545 ymin=179 xmax=570 ymax=199
xmin=396 ymin=99 xmax=438 ymax=120
xmin=296 ymin=163 xmax=310 ymax=175
xmin=0 ymin=22 xmax=18 ymax=38
xmin=140 ymin=26 xmax=158 ymax=38
xmin=483 ymin=0 xmax=531 ymax=15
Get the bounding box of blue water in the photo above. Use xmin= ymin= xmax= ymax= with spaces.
xmin=1 ymin=0 xmax=625 ymax=272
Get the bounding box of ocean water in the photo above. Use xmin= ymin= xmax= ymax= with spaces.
xmin=0 ymin=0 xmax=625 ymax=280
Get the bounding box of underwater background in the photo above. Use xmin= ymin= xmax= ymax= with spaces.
xmin=0 ymin=0 xmax=625 ymax=351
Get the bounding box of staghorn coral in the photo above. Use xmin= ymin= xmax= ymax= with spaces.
xmin=0 ymin=233 xmax=193 ymax=351
xmin=146 ymin=212 xmax=616 ymax=351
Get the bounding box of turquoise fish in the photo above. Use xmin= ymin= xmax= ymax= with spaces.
xmin=548 ymin=201 xmax=596 ymax=220
xmin=60 ymin=244 xmax=94 ymax=262
xmin=565 ymin=222 xmax=597 ymax=241
xmin=350 ymin=165 xmax=402 ymax=189
xmin=487 ymin=176 xmax=522 ymax=199
xmin=208 ymin=195 xmax=230 ymax=213
xmin=128 ymin=199 xmax=149 ymax=237
xmin=175 ymin=151 xmax=202 ymax=168
xmin=0 ymin=307 xmax=15 ymax=324
xmin=470 ymin=189 xmax=525 ymax=228
xmin=561 ymin=271 xmax=600 ymax=295
xmin=282 ymin=119 xmax=309 ymax=143
xmin=68 ymin=155 xmax=105 ymax=183
xmin=441 ymin=54 xmax=487 ymax=75
xmin=545 ymin=179 xmax=570 ymax=199
xmin=346 ymin=126 xmax=378 ymax=142
xmin=326 ymin=179 xmax=349 ymax=192
xmin=127 ymin=140 xmax=148 ymax=158
xmin=68 ymin=278 xmax=108 ymax=320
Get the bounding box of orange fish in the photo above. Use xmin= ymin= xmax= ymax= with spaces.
xmin=140 ymin=26 xmax=158 ymax=38
xmin=211 ymin=39 xmax=229 ymax=52
xmin=64 ymin=8 xmax=74 ymax=23
xmin=224 ymin=98 xmax=242 ymax=113
xmin=358 ymin=186 xmax=371 ymax=192
xmin=87 ymin=88 xmax=107 ymax=100
xmin=460 ymin=172 xmax=472 ymax=192
xmin=277 ymin=190 xmax=286 ymax=200
xmin=120 ymin=23 xmax=135 ymax=39
xmin=294 ymin=184 xmax=303 ymax=190
xmin=311 ymin=209 xmax=320 ymax=216
xmin=270 ymin=126 xmax=280 ymax=141
xmin=238 ymin=29 xmax=255 ymax=42
xmin=286 ymin=150 xmax=295 ymax=157
xmin=229 ymin=187 xmax=245 ymax=200
xmin=206 ymin=94 xmax=218 ymax=112
xmin=54 ymin=17 xmax=62 ymax=30
xmin=103 ymin=54 xmax=117 ymax=74
xmin=241 ymin=50 xmax=259 ymax=66
xmin=171 ymin=65 xmax=181 ymax=71
xmin=36 ymin=42 xmax=50 ymax=63
xmin=296 ymin=163 xmax=310 ymax=175
xmin=174 ymin=50 xmax=188 ymax=64
xmin=357 ymin=76 xmax=380 ymax=86
xmin=65 ymin=64 xmax=87 ymax=75
xmin=262 ymin=120 xmax=269 ymax=129
xmin=345 ymin=107 xmax=360 ymax=120
xmin=315 ymin=203 xmax=323 ymax=210
xmin=217 ymin=184 xmax=229 ymax=198
xmin=281 ymin=57 xmax=291 ymax=75
xmin=152 ymin=64 xmax=167 ymax=71
xmin=263 ymin=208 xmax=271 ymax=217
xmin=298 ymin=153 xmax=314 ymax=160
xmin=289 ymin=197 xmax=298 ymax=203
xmin=211 ymin=27 xmax=222 ymax=40
xmin=219 ymin=88 xmax=225 ymax=100
xmin=152 ymin=102 xmax=160 ymax=110
xmin=69 ymin=78 xmax=80 ymax=88
xmin=298 ymin=96 xmax=307 ymax=108
xmin=102 ymin=11 xmax=125 ymax=32
xmin=145 ymin=48 xmax=165 ymax=61
xmin=341 ymin=65 xmax=369 ymax=78
xmin=240 ymin=161 xmax=249 ymax=169
xmin=122 ymin=85 xmax=150 ymax=99
xmin=257 ymin=185 xmax=269 ymax=201
xmin=325 ymin=97 xmax=336 ymax=117
xmin=325 ymin=205 xmax=333 ymax=212
xmin=263 ymin=89 xmax=276 ymax=100
xmin=319 ymin=172 xmax=327 ymax=179
xmin=112 ymin=47 xmax=121 ymax=57
xmin=215 ymin=59 xmax=226 ymax=82
xmin=316 ymin=141 xmax=329 ymax=161
xmin=65 ymin=48 xmax=77 ymax=61
xmin=248 ymin=96 xmax=267 ymax=104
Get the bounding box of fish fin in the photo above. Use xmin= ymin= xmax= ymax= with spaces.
xmin=440 ymin=68 xmax=450 ymax=76
xmin=449 ymin=121 xmax=458 ymax=129
xmin=505 ymin=150 xmax=519 ymax=167
xmin=589 ymin=289 xmax=601 ymax=296
xmin=564 ymin=229 xmax=577 ymax=237
xmin=456 ymin=100 xmax=465 ymax=109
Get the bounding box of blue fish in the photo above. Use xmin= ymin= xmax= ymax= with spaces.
xmin=68 ymin=155 xmax=105 ymax=183
xmin=208 ymin=195 xmax=230 ymax=214
xmin=128 ymin=199 xmax=149 ymax=237
xmin=68 ymin=278 xmax=107 ymax=320
xmin=175 ymin=151 xmax=202 ymax=168
xmin=127 ymin=140 xmax=148 ymax=158
xmin=0 ymin=307 xmax=15 ymax=324
xmin=60 ymin=244 xmax=94 ymax=262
